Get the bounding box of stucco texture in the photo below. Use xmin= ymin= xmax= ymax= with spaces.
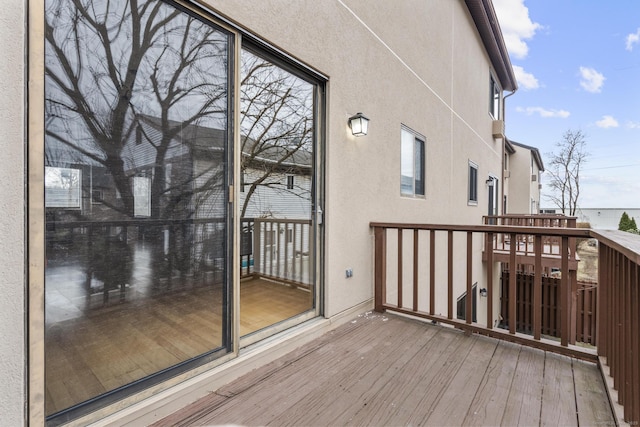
xmin=0 ymin=0 xmax=26 ymax=425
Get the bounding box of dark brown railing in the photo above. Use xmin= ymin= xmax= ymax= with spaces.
xmin=594 ymin=229 xmax=640 ymax=423
xmin=371 ymin=222 xmax=640 ymax=424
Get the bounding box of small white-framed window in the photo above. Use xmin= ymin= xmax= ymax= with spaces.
xmin=45 ymin=166 xmax=82 ymax=209
xmin=400 ymin=126 xmax=425 ymax=197
xmin=468 ymin=161 xmax=478 ymax=205
xmin=489 ymin=75 xmax=501 ymax=119
xmin=286 ymin=175 xmax=294 ymax=190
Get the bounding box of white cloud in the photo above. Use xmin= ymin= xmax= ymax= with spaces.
xmin=627 ymin=121 xmax=640 ymax=129
xmin=512 ymin=65 xmax=539 ymax=90
xmin=579 ymin=67 xmax=605 ymax=93
xmin=596 ymin=115 xmax=619 ymax=128
xmin=492 ymin=0 xmax=542 ymax=59
xmin=626 ymin=28 xmax=640 ymax=51
xmin=516 ymin=106 xmax=570 ymax=118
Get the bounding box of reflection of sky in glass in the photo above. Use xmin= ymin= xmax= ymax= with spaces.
xmin=401 ymin=128 xmax=414 ymax=193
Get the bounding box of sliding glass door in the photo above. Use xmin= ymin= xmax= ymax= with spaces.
xmin=41 ymin=0 xmax=323 ymax=423
xmin=43 ymin=0 xmax=233 ymax=421
xmin=238 ymin=47 xmax=318 ymax=339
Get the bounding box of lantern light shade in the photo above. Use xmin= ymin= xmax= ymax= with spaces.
xmin=348 ymin=112 xmax=369 ymax=136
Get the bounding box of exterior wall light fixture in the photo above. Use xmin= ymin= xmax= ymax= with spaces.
xmin=479 ymin=288 xmax=488 ymax=297
xmin=348 ymin=112 xmax=369 ymax=136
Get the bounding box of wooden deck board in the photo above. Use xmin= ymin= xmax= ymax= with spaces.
xmin=463 ymin=340 xmax=521 ymax=426
xmin=540 ymin=352 xmax=579 ymax=426
xmin=573 ymin=358 xmax=616 ymax=426
xmin=500 ymin=345 xmax=545 ymax=426
xmin=423 ymin=334 xmax=497 ymax=426
xmin=154 ymin=313 xmax=614 ymax=427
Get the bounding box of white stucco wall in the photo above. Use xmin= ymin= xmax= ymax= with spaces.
xmin=0 ymin=0 xmax=26 ymax=425
xmin=207 ymin=0 xmax=504 ymax=317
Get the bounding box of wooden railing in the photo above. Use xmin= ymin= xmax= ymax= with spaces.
xmin=371 ymin=222 xmax=640 ymax=424
xmin=484 ymin=215 xmax=578 ymax=265
xmin=594 ymin=229 xmax=640 ymax=423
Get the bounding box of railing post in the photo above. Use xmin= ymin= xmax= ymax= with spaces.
xmin=466 ymin=231 xmax=473 ymax=324
xmin=429 ymin=230 xmax=435 ymax=315
xmin=533 ymin=235 xmax=542 ymax=340
xmin=509 ymin=232 xmax=516 ymax=334
xmin=398 ymin=229 xmax=403 ymax=309
xmin=413 ymin=229 xmax=419 ymax=312
xmin=485 ymin=232 xmax=493 ymax=329
xmin=448 ymin=230 xmax=453 ymax=320
xmin=561 ymin=236 xmax=570 ymax=347
xmin=374 ymin=226 xmax=387 ymax=313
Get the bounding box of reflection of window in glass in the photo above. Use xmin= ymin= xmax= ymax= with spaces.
xmin=240 ymin=48 xmax=314 ymax=219
xmin=45 ymin=166 xmax=82 ymax=208
xmin=133 ymin=176 xmax=151 ymax=217
xmin=468 ymin=161 xmax=478 ymax=204
xmin=400 ymin=126 xmax=425 ymax=196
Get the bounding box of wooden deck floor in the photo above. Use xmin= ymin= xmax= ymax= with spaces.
xmin=153 ymin=312 xmax=614 ymax=427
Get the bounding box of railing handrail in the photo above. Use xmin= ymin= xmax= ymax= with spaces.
xmin=369 ymin=222 xmax=591 ymax=238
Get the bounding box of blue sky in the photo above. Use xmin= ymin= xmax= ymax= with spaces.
xmin=493 ymin=0 xmax=640 ymax=208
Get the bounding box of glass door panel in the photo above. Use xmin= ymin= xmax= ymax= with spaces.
xmin=43 ymin=0 xmax=233 ymax=420
xmin=239 ymin=48 xmax=317 ymax=337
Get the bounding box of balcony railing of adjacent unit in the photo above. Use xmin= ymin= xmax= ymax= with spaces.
xmin=371 ymin=221 xmax=639 ymax=424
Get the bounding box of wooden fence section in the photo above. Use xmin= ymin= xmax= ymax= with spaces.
xmin=500 ymin=272 xmax=597 ymax=345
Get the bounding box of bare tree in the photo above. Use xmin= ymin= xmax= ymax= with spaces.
xmin=545 ymin=129 xmax=589 ymax=216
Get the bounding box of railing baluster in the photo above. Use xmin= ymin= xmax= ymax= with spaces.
xmin=561 ymin=235 xmax=569 ymax=346
xmin=485 ymin=231 xmax=493 ymax=329
xmin=533 ymin=235 xmax=542 ymax=340
xmin=448 ymin=230 xmax=453 ymax=320
xmin=398 ymin=229 xmax=403 ymax=309
xmin=413 ymin=229 xmax=419 ymax=312
xmin=509 ymin=232 xmax=517 ymax=334
xmin=429 ymin=230 xmax=435 ymax=316
xmin=466 ymin=231 xmax=472 ymax=324
xmin=374 ymin=227 xmax=387 ymax=312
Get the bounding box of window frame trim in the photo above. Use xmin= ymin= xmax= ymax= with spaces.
xmin=400 ymin=124 xmax=426 ymax=198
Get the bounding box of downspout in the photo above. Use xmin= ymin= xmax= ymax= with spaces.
xmin=501 ymin=88 xmax=517 ymax=215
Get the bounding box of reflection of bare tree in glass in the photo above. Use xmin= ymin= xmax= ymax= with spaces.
xmin=240 ymin=50 xmax=314 ymax=219
xmin=44 ymin=0 xmax=231 ymax=285
xmin=45 ymin=0 xmax=228 ymax=219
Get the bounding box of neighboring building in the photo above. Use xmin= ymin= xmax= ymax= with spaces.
xmin=1 ymin=0 xmax=520 ymax=425
xmin=503 ymin=139 xmax=544 ymax=215
xmin=542 ymin=208 xmax=640 ymax=230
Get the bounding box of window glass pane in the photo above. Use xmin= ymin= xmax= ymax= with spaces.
xmin=238 ymin=48 xmax=316 ymax=336
xmin=401 ymin=129 xmax=414 ymax=194
xmin=469 ymin=164 xmax=478 ymax=202
xmin=414 ymin=139 xmax=425 ymax=195
xmin=44 ymin=0 xmax=231 ymax=417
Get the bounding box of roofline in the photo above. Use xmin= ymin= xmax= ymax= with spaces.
xmin=505 ymin=138 xmax=516 ymax=154
xmin=465 ymin=0 xmax=517 ymax=92
xmin=507 ymin=138 xmax=545 ymax=171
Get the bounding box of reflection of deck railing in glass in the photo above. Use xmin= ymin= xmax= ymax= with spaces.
xmin=46 ymin=218 xmax=228 ymax=306
xmin=241 ymin=218 xmax=312 ymax=287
